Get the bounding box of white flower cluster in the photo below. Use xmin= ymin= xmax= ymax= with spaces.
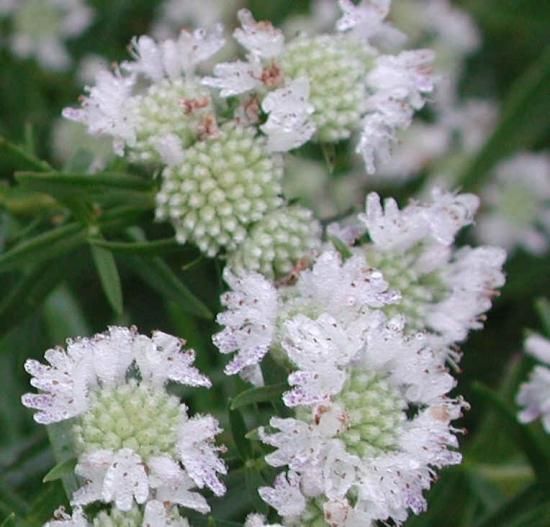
xmin=517 ymin=333 xmax=550 ymax=433
xmin=203 ymin=5 xmax=435 ymax=173
xmin=0 ymin=0 xmax=94 ymax=71
xmin=23 ymin=327 xmax=226 ymax=525
xmin=476 ymin=152 xmax=550 ymax=255
xmin=359 ymin=189 xmax=506 ymax=347
xmin=63 ymin=16 xmax=336 ymax=272
xmin=215 ymin=189 xmax=506 ymax=526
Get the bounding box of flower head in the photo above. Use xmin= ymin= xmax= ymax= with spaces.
xmin=23 ymin=327 xmax=225 ymax=512
xmin=63 ymin=29 xmax=223 ymax=164
xmin=214 ymin=249 xmax=399 ymax=379
xmin=258 ymin=314 xmax=464 ymax=526
xmin=155 ymin=123 xmax=284 ymax=256
xmin=358 ymin=189 xmax=506 ymax=345
xmin=203 ymin=6 xmax=436 ymax=171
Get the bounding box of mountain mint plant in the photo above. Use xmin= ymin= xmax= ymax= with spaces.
xmin=6 ymin=2 xmax=545 ymax=527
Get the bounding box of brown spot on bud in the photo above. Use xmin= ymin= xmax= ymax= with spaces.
xmin=198 ymin=114 xmax=220 ymax=139
xmin=261 ymin=62 xmax=284 ymax=88
xmin=181 ymin=96 xmax=211 ymax=114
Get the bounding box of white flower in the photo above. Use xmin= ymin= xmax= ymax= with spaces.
xmin=63 ymin=69 xmax=136 ymax=157
xmin=427 ymin=246 xmax=506 ymax=342
xmin=260 ymin=78 xmax=316 ymax=152
xmin=359 ymin=49 xmax=436 ymax=173
xmin=361 ymin=189 xmax=479 ymax=251
xmin=124 ymin=26 xmax=224 ymax=80
xmin=202 ymin=59 xmax=263 ymax=97
xmin=292 ymin=250 xmax=400 ymax=317
xmin=23 ymin=327 xmax=225 ymax=512
xmin=134 ymin=331 xmax=211 ymax=388
xmin=22 ymin=327 xmax=206 ymax=423
xmin=148 ymin=456 xmax=210 ymax=513
xmin=214 ymin=250 xmax=399 ymax=380
xmin=214 ymin=270 xmax=279 ymax=376
xmin=517 ymin=334 xmax=550 ymax=432
xmin=64 ymin=28 xmax=219 ymax=163
xmin=336 ymin=0 xmax=406 ymax=47
xmin=282 ymin=314 xmax=365 ymax=407
xmin=357 ymin=190 xmax=505 ymax=345
xmin=234 ymin=9 xmax=285 ymax=60
xmin=525 ymin=334 xmax=550 ymax=364
xmin=177 ymin=415 xmax=227 ymax=496
xmin=258 ymin=313 xmax=464 ymax=524
xmin=476 ymin=152 xmax=550 ymax=255
xmin=258 ymin=472 xmax=307 ymax=520
xmin=73 ymin=449 xmax=148 ymax=511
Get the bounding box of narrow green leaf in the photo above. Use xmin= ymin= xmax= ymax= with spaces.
xmin=472 ymin=383 xmax=550 ymax=486
xmin=244 ymin=466 xmax=268 ymax=514
xmin=0 ymin=136 xmax=51 ymax=173
xmin=42 ymin=458 xmax=77 ymax=484
xmin=123 ymin=256 xmax=212 ymax=319
xmin=459 ymin=48 xmax=550 ymax=191
xmin=15 ymin=171 xmax=153 ymax=193
xmin=0 ymin=261 xmax=71 ymax=338
xmin=97 ymin=205 xmax=153 ymax=231
xmin=89 ymin=237 xmax=182 ymax=256
xmin=90 ymin=244 xmax=124 ymax=315
xmin=0 ymin=513 xmax=16 ymax=527
xmin=0 ymin=223 xmax=85 ymax=273
xmin=535 ymin=298 xmax=550 ymax=336
xmin=228 ymin=406 xmax=253 ymax=461
xmin=230 ymin=383 xmax=287 ymax=410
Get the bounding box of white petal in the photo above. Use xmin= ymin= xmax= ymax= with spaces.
xmin=234 ymin=9 xmax=285 ymax=59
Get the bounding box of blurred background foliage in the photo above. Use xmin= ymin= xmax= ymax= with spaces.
xmin=0 ymin=1 xmax=549 ymax=526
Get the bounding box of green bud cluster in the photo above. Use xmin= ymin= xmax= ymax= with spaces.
xmin=128 ymin=79 xmax=213 ymax=164
xmin=156 ymin=123 xmax=284 ymax=256
xmin=74 ymin=380 xmax=182 ymax=460
xmin=228 ymin=205 xmax=321 ymax=279
xmin=281 ymin=35 xmax=373 ymax=143
xmin=337 ymin=371 xmax=406 ymax=458
xmin=92 ymin=507 xmax=143 ymax=527
xmin=366 ymin=248 xmax=447 ymax=329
